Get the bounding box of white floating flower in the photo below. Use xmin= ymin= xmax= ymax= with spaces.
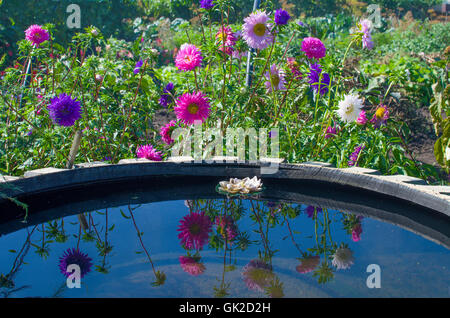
xmin=337 ymin=94 xmax=364 ymax=123
xmin=242 ymin=176 xmax=263 ymax=193
xmin=332 ymin=246 xmax=354 ymax=270
xmin=217 ymin=177 xmax=263 ymax=195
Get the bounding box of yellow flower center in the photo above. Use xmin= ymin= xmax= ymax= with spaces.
xmin=375 ymin=107 xmax=386 ymax=119
xmin=253 ymin=23 xmax=266 ymax=37
xmin=270 ymin=74 xmax=280 ymax=87
xmin=217 ymin=32 xmax=226 ymax=42
xmin=345 ymin=104 xmax=354 ymax=115
xmin=188 ymin=103 xmax=199 ymax=115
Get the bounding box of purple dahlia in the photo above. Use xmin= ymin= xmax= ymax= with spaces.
xmin=47 ymin=93 xmax=82 ymax=127
xmin=59 ymin=248 xmax=93 ymax=278
xmin=308 ymin=63 xmax=330 ymax=96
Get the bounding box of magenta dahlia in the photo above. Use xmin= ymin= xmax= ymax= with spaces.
xmin=216 ymin=26 xmax=237 ymax=55
xmin=356 ymin=110 xmax=368 ymax=125
xmin=242 ymin=11 xmax=273 ymax=50
xmin=301 ymin=37 xmax=326 ymax=60
xmin=136 ymin=144 xmax=163 ymax=161
xmin=352 ymin=223 xmax=363 ymax=242
xmin=25 ymin=25 xmax=50 ymax=47
xmin=160 ymin=120 xmax=177 ymax=145
xmin=174 ymin=91 xmax=211 ymax=125
xmin=175 ymin=43 xmax=203 ymax=71
xmin=177 ymin=211 xmax=212 ymax=250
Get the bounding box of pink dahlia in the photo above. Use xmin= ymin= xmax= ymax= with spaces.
xmin=175 ymin=43 xmax=202 ymax=71
xmin=296 ymin=255 xmax=320 ymax=274
xmin=352 ymin=223 xmax=363 ymax=242
xmin=179 ymin=256 xmax=206 ymax=276
xmin=25 ymin=25 xmax=50 ymax=47
xmin=301 ymin=37 xmax=326 ymax=60
xmin=215 ymin=215 xmax=238 ymax=242
xmin=242 ymin=11 xmax=273 ymax=50
xmin=160 ymin=120 xmax=177 ymax=145
xmin=356 ymin=110 xmax=368 ymax=125
xmin=174 ymin=91 xmax=211 ymax=125
xmin=177 ymin=211 xmax=212 ymax=250
xmin=136 ymin=144 xmax=163 ymax=161
xmin=264 ymin=64 xmax=287 ymax=93
xmin=216 ymin=26 xmax=237 ymax=55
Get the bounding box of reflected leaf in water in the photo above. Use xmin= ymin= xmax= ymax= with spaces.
xmin=0 ymin=274 xmax=14 ymax=289
xmin=179 ymin=255 xmax=206 ymax=276
xmin=58 ymin=248 xmax=93 ymax=278
xmin=45 ymin=221 xmax=68 ymax=243
xmin=177 ymin=211 xmax=213 ymax=250
xmin=152 ymin=270 xmax=166 ymax=287
xmin=313 ymin=262 xmax=334 ymax=284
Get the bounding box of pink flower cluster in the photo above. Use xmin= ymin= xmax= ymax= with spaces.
xmin=175 ymin=43 xmax=203 ymax=71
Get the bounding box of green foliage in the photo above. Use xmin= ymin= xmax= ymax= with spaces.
xmin=429 ymin=52 xmax=450 ymax=171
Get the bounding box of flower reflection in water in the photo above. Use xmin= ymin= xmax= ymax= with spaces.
xmin=177 ymin=211 xmax=212 ymax=250
xmin=242 ymin=259 xmax=274 ymax=292
xmin=0 ymin=197 xmax=375 ymax=297
xmin=179 ymin=255 xmax=206 ymax=276
xmin=58 ymin=248 xmax=93 ymax=278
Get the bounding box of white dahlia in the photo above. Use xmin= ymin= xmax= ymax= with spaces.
xmin=336 ymin=94 xmax=364 ymax=123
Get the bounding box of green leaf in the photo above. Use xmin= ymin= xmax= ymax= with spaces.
xmin=120 ymin=209 xmax=131 ymax=219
